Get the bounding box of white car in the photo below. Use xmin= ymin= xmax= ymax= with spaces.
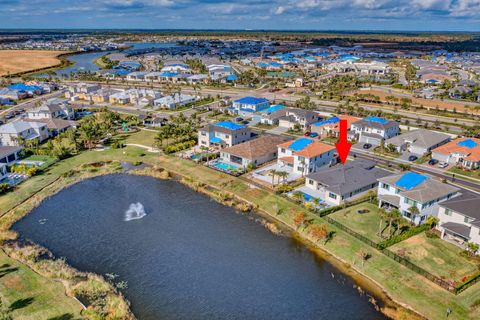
xmin=438 ymin=162 xmax=448 ymax=168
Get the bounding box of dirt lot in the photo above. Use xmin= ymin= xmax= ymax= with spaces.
xmin=0 ymin=50 xmax=68 ymax=76
xmin=351 ymin=88 xmax=480 ymax=114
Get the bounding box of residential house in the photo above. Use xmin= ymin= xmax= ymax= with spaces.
xmin=90 ymin=88 xmax=121 ymax=103
xmin=437 ymin=192 xmax=480 ymax=252
xmin=230 ymin=96 xmax=270 ymax=116
xmin=219 ymin=135 xmax=290 ymax=168
xmin=253 ymin=105 xmax=287 ymax=125
xmin=277 ymin=138 xmax=336 ymax=175
xmin=0 ymin=121 xmax=49 ymax=146
xmin=385 ymin=129 xmax=451 ymax=156
xmin=153 ymin=93 xmax=197 ymax=110
xmin=0 ymin=145 xmax=22 ymax=165
xmin=161 ymin=64 xmax=191 ymax=73
xmin=432 ymin=138 xmax=480 ymax=169
xmin=8 ymin=83 xmax=42 ymax=96
xmin=198 ymin=121 xmax=252 ymax=149
xmin=0 ymin=88 xmax=27 ymax=100
xmin=311 ymin=114 xmax=362 ymax=137
xmin=126 ymin=72 xmax=147 ymax=82
xmin=109 ymin=91 xmax=131 ymax=105
xmin=25 ymin=119 xmax=77 ymax=137
xmin=351 ymin=116 xmax=399 ymax=145
xmin=377 ymin=171 xmax=460 ymax=225
xmin=304 ymin=160 xmax=391 ymax=206
xmin=449 ymin=86 xmax=473 ymax=99
xmin=278 ymin=108 xmax=321 ymax=131
xmin=27 ymin=102 xmax=75 ymax=120
xmin=208 ymin=64 xmax=234 ymax=81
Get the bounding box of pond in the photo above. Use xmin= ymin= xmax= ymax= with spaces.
xmin=13 ymin=174 xmax=386 ymax=320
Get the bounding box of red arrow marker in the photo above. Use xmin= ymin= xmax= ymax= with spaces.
xmin=335 ymin=119 xmax=352 ymax=165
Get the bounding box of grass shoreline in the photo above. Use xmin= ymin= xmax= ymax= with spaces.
xmin=1 ymin=142 xmax=480 ymax=319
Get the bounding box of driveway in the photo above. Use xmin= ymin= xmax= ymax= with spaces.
xmin=266 ymin=126 xmax=289 ymax=135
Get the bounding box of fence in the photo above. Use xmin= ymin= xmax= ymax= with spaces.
xmin=323 ymin=215 xmax=382 ymax=250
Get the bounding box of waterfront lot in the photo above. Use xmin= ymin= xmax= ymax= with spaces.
xmin=0 ymin=250 xmax=82 ymax=320
xmin=0 ymin=50 xmax=67 ymax=76
xmin=329 ymin=202 xmax=385 ymax=244
xmin=124 ymin=129 xmax=158 ymax=146
xmin=390 ymin=233 xmax=479 ymax=283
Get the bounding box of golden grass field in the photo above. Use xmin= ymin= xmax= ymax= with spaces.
xmin=0 ymin=50 xmax=69 ymax=76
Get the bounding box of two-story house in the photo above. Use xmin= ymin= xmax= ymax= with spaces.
xmin=350 ymin=116 xmax=399 ymax=145
xmin=278 ymin=108 xmax=321 ymax=131
xmin=27 ymin=102 xmax=75 ymax=120
xmin=0 ymin=121 xmax=49 ymax=146
xmin=377 ymin=171 xmax=460 ymax=225
xmin=436 ymin=192 xmax=480 ymax=252
xmin=277 ymin=138 xmax=336 ymax=175
xmin=230 ymin=96 xmax=270 ymax=116
xmin=198 ymin=121 xmax=252 ymax=149
xmin=311 ymin=115 xmax=362 ymax=137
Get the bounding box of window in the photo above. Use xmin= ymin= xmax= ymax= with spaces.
xmin=464 ymin=216 xmax=474 ymax=224
xmin=329 ymin=192 xmax=337 ymax=199
xmin=308 ymin=179 xmax=314 ymax=185
xmin=381 ymin=183 xmax=390 ymax=190
xmin=281 ymin=148 xmax=286 ymax=153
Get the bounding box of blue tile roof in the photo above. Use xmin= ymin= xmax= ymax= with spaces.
xmin=395 ymin=172 xmax=428 ymax=190
xmin=234 ymin=96 xmax=269 ymax=105
xmin=8 ymin=84 xmax=42 ymax=92
xmin=457 ymin=139 xmax=478 ymax=149
xmin=214 ymin=121 xmax=246 ymax=131
xmin=262 ymin=105 xmax=285 ymax=114
xmin=313 ymin=117 xmax=340 ymax=127
xmin=364 ymin=116 xmax=389 ymax=125
xmin=209 ymin=137 xmax=223 ymax=144
xmin=288 ymin=138 xmax=314 ymax=151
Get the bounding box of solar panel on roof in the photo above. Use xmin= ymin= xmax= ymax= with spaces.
xmin=288 ymin=138 xmax=314 ymax=151
xmin=395 ymin=172 xmax=428 ymax=190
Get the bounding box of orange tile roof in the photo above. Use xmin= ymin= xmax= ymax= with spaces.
xmin=295 ymin=141 xmax=336 ymax=158
xmin=433 ymin=137 xmax=480 ymax=162
xmin=279 ymin=156 xmax=294 ymax=164
xmin=315 ymin=114 xmax=362 ymax=132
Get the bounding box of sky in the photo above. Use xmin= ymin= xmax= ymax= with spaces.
xmin=0 ymin=0 xmax=479 ymax=31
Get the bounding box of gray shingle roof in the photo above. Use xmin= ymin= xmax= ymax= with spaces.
xmin=306 ymin=160 xmax=391 ymax=196
xmin=440 ymin=191 xmax=480 ymax=220
xmin=386 ymin=129 xmax=450 ymax=149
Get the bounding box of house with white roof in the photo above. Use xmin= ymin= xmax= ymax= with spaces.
xmin=278 ymin=108 xmax=321 ymax=131
xmin=198 ymin=121 xmax=252 ymax=149
xmin=153 ymin=93 xmax=197 ymax=110
xmin=161 ymin=64 xmax=191 ymax=73
xmin=377 ymin=171 xmax=460 ymax=225
xmin=27 ymin=102 xmax=75 ymax=120
xmin=0 ymin=121 xmax=49 ymax=146
xmin=126 ymin=72 xmax=147 ymax=82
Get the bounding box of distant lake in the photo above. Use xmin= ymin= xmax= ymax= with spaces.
xmin=13 ymin=174 xmax=386 ymax=320
xmin=37 ymin=42 xmax=177 ymax=77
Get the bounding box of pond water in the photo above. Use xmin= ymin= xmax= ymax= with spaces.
xmin=13 ymin=174 xmax=386 ymax=320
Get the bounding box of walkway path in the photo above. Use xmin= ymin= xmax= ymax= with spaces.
xmin=126 ymin=144 xmax=160 ymax=153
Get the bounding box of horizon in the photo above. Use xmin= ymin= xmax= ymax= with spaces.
xmin=1 ymin=0 xmax=479 ymax=32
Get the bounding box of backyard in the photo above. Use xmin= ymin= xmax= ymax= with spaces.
xmin=390 ymin=233 xmax=480 ymax=283
xmin=329 ymin=202 xmax=385 ymax=244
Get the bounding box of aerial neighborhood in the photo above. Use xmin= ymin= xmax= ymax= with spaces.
xmin=1 ymin=30 xmax=480 ymax=320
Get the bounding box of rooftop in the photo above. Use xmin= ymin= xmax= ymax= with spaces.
xmin=234 ymin=96 xmax=269 ymax=105
xmin=433 ymin=137 xmax=480 ymax=161
xmin=214 ymin=121 xmax=246 ymax=131
xmin=278 ymin=138 xmax=335 ymax=158
xmin=222 ymin=135 xmax=289 ymax=160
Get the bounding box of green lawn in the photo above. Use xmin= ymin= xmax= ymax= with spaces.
xmin=329 ymin=202 xmax=385 ymax=244
xmin=124 ymin=129 xmax=158 ymax=147
xmin=390 ymin=233 xmax=479 ymax=283
xmin=449 ymin=167 xmax=480 ymax=180
xmin=0 ymin=250 xmax=83 ymax=320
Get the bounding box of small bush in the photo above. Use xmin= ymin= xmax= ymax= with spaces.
xmin=111 ymin=141 xmax=125 ymax=149
xmin=133 ymin=161 xmax=143 ymax=166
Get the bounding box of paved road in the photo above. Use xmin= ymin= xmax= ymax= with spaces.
xmin=0 ymin=91 xmax=65 ymax=120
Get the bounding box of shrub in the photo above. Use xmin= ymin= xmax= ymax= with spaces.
xmin=0 ymin=183 xmax=10 ymax=195
xmin=111 ymin=141 xmax=125 ymax=149
xmin=276 ymin=184 xmax=293 ymax=194
xmin=378 ymin=223 xmax=431 ymax=249
xmin=133 ymin=161 xmax=143 ymax=166
xmin=163 ymin=140 xmax=196 ymax=154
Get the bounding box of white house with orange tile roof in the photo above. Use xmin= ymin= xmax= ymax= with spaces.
xmin=432 ymin=137 xmax=480 ymax=170
xmin=277 ymin=138 xmax=336 ymax=175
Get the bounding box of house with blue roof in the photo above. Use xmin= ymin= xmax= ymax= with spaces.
xmin=432 ymin=137 xmax=480 ymax=170
xmin=377 ymin=172 xmax=460 ymax=225
xmin=351 ymin=116 xmax=399 ymax=145
xmin=8 ymin=83 xmax=43 ymax=96
xmin=198 ymin=121 xmax=252 ymax=149
xmin=230 ymin=96 xmax=270 ymax=116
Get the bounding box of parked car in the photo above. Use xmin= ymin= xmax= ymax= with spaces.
xmin=408 ymin=155 xmax=418 ymax=162
xmin=438 ymin=162 xmax=448 ymax=168
xmin=5 ymin=112 xmax=14 ymax=119
xmin=304 ymin=132 xmax=311 ymax=137
xmin=241 ymin=120 xmax=249 ymax=125
xmin=236 ymin=117 xmax=244 ymax=122
xmin=309 ymin=132 xmax=318 ymax=138
xmin=363 ymin=143 xmax=372 ymax=149
xmin=428 ymin=159 xmax=439 ymax=166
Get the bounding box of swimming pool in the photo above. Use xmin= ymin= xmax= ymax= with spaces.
xmin=211 ymin=161 xmax=241 ymax=172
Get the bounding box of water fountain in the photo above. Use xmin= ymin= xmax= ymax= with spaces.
xmin=124 ymin=202 xmax=147 ymax=221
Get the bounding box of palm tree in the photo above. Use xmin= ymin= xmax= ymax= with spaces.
xmin=276 ymin=171 xmax=288 ymax=184
xmin=408 ymin=206 xmax=420 ymax=223
xmin=387 ymin=209 xmax=401 ymax=239
xmin=378 ymin=208 xmax=387 ymax=237
xmin=267 ymin=169 xmax=277 ymax=185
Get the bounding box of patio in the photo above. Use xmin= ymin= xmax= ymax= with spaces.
xmin=252 ymin=163 xmax=302 ymax=185
xmin=289 ymin=185 xmax=331 ymax=209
